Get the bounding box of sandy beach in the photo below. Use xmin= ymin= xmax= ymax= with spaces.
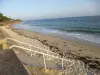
xmin=1 ymin=0 xmax=100 ymax=74
xmin=10 ymin=28 xmax=100 ymax=70
xmin=0 ymin=26 xmax=100 ymax=72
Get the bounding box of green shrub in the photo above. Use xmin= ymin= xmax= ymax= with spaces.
xmin=0 ymin=13 xmax=11 ymax=22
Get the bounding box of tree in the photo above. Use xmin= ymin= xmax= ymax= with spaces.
xmin=0 ymin=13 xmax=3 ymax=17
xmin=0 ymin=13 xmax=3 ymax=21
xmin=0 ymin=13 xmax=11 ymax=22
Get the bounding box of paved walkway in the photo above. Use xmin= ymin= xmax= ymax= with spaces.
xmin=0 ymin=49 xmax=29 ymax=75
xmin=14 ymin=48 xmax=60 ymax=69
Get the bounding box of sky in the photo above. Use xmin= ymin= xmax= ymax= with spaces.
xmin=0 ymin=0 xmax=100 ymax=20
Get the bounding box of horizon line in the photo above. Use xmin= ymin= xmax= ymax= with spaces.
xmin=24 ymin=15 xmax=100 ymax=21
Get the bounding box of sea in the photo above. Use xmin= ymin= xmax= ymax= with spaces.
xmin=14 ymin=16 xmax=100 ymax=45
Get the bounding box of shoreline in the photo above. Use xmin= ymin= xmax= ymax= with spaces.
xmin=12 ymin=28 xmax=100 ymax=53
xmin=11 ymin=29 xmax=100 ymax=57
xmin=46 ymin=32 xmax=99 ymax=49
xmin=1 ymin=26 xmax=100 ymax=71
xmin=11 ymin=28 xmax=100 ymax=57
xmin=43 ymin=32 xmax=100 ymax=48
xmin=13 ymin=23 xmax=100 ymax=48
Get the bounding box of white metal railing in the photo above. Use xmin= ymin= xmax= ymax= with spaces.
xmin=5 ymin=37 xmax=59 ymax=57
xmin=5 ymin=37 xmax=88 ymax=74
xmin=10 ymin=45 xmax=89 ymax=75
xmin=10 ymin=45 xmax=74 ymax=70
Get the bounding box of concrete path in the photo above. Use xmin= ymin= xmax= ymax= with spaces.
xmin=14 ymin=48 xmax=61 ymax=69
xmin=0 ymin=49 xmax=29 ymax=75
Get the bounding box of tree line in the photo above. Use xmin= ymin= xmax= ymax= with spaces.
xmin=0 ymin=13 xmax=11 ymax=22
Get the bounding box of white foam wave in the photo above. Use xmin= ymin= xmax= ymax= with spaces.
xmin=14 ymin=24 xmax=100 ymax=44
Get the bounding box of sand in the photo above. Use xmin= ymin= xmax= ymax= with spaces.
xmin=0 ymin=29 xmax=5 ymax=40
xmin=1 ymin=26 xmax=100 ymax=71
xmin=11 ymin=28 xmax=100 ymax=70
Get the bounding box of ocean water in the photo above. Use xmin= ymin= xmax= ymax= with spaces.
xmin=14 ymin=16 xmax=100 ymax=44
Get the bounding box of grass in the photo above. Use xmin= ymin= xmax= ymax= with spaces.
xmin=0 ymin=40 xmax=8 ymax=50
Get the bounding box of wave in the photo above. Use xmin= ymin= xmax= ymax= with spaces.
xmin=53 ymin=27 xmax=100 ymax=34
xmin=14 ymin=23 xmax=100 ymax=44
xmin=67 ymin=29 xmax=100 ymax=34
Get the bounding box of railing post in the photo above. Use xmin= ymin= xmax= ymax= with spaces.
xmin=62 ymin=59 xmax=64 ymax=70
xmin=43 ymin=54 xmax=46 ymax=69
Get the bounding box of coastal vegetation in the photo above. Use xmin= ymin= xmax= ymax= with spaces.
xmin=0 ymin=13 xmax=22 ymax=27
xmin=0 ymin=13 xmax=22 ymax=22
xmin=0 ymin=13 xmax=11 ymax=22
